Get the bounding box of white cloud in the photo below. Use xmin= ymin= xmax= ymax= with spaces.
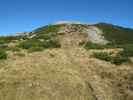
xmin=53 ymin=21 xmax=81 ymax=25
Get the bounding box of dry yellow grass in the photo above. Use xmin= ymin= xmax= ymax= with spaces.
xmin=0 ymin=47 xmax=132 ymax=100
xmin=0 ymin=23 xmax=133 ymax=100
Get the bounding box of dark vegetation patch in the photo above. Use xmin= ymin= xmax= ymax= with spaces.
xmin=28 ymin=47 xmax=44 ymax=53
xmin=119 ymin=45 xmax=133 ymax=57
xmin=0 ymin=36 xmax=20 ymax=42
xmin=93 ymin=52 xmax=131 ymax=65
xmin=0 ymin=50 xmax=7 ymax=60
xmin=19 ymin=39 xmax=44 ymax=49
xmin=95 ymin=23 xmax=133 ymax=44
xmin=19 ymin=36 xmax=61 ymax=50
xmin=14 ymin=52 xmax=25 ymax=57
xmin=6 ymin=47 xmax=20 ymax=52
xmin=79 ymin=42 xmax=106 ymax=49
xmin=93 ymin=52 xmax=112 ymax=61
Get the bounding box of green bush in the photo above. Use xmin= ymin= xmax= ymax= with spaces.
xmin=28 ymin=47 xmax=44 ymax=53
xmin=110 ymin=55 xmax=130 ymax=65
xmin=43 ymin=39 xmax=61 ymax=48
xmin=93 ymin=52 xmax=112 ymax=61
xmin=93 ymin=52 xmax=130 ymax=65
xmin=119 ymin=46 xmax=133 ymax=57
xmin=0 ymin=41 xmax=9 ymax=45
xmin=34 ymin=33 xmax=57 ymax=40
xmin=19 ymin=38 xmax=61 ymax=50
xmin=6 ymin=47 xmax=20 ymax=52
xmin=14 ymin=52 xmax=25 ymax=57
xmin=81 ymin=42 xmax=105 ymax=49
xmin=19 ymin=41 xmax=32 ymax=49
xmin=0 ymin=50 xmax=7 ymax=60
xmin=19 ymin=39 xmax=44 ymax=49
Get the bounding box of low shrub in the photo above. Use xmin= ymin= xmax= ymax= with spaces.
xmin=19 ymin=41 xmax=32 ymax=49
xmin=0 ymin=50 xmax=7 ymax=60
xmin=111 ymin=55 xmax=130 ymax=65
xmin=93 ymin=52 xmax=112 ymax=61
xmin=28 ymin=47 xmax=44 ymax=53
xmin=19 ymin=39 xmax=44 ymax=49
xmin=34 ymin=33 xmax=57 ymax=40
xmin=6 ymin=47 xmax=20 ymax=52
xmin=43 ymin=39 xmax=61 ymax=48
xmin=14 ymin=52 xmax=25 ymax=57
xmin=19 ymin=38 xmax=61 ymax=50
xmin=0 ymin=41 xmax=9 ymax=45
xmin=93 ymin=52 xmax=130 ymax=65
xmin=119 ymin=46 xmax=133 ymax=57
xmin=81 ymin=42 xmax=105 ymax=49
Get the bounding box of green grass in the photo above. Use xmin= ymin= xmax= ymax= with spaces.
xmin=80 ymin=42 xmax=105 ymax=49
xmin=95 ymin=23 xmax=133 ymax=44
xmin=79 ymin=41 xmax=124 ymax=50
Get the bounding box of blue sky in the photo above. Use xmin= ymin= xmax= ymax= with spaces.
xmin=0 ymin=0 xmax=132 ymax=35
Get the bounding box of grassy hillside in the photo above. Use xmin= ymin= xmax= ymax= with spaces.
xmin=33 ymin=24 xmax=63 ymax=34
xmin=0 ymin=23 xmax=133 ymax=64
xmin=95 ymin=23 xmax=133 ymax=44
xmin=0 ymin=25 xmax=62 ymax=55
xmin=0 ymin=23 xmax=133 ymax=100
